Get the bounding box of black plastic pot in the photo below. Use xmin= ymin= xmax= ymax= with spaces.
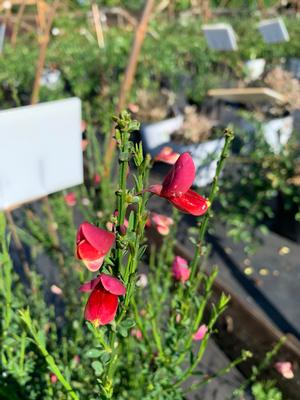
xmin=271 ymin=192 xmax=300 ymax=243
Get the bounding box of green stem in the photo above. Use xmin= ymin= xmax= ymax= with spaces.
xmin=20 ymin=309 xmax=79 ymax=400
xmin=190 ymin=128 xmax=234 ymax=280
xmin=185 ymin=350 xmax=252 ymax=394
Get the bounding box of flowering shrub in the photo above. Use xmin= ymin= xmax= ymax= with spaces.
xmin=1 ymin=112 xmax=289 ymax=399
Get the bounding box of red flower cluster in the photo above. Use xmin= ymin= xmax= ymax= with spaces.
xmin=147 ymin=153 xmax=209 ymax=216
xmin=76 ymin=222 xmax=125 ymax=326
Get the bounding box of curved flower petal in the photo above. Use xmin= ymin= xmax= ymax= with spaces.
xmin=77 ymin=240 xmax=101 ymax=260
xmin=155 ymin=147 xmax=180 ymax=165
xmin=84 ymin=287 xmax=118 ymax=326
xmin=82 ymin=256 xmax=105 ymax=272
xmin=146 ymin=184 xmax=163 ymax=196
xmin=167 ymin=190 xmax=209 ymax=216
xmin=151 ymin=213 xmax=173 ymax=227
xmin=77 ymin=222 xmax=115 ymax=255
xmin=156 ymin=225 xmax=170 ymax=236
xmin=100 ymin=273 xmax=126 ymax=296
xmin=161 ymin=153 xmax=195 ymax=196
xmin=79 ymin=276 xmax=102 ymax=292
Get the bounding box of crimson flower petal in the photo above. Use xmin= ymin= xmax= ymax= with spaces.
xmin=77 ymin=222 xmax=115 ymax=255
xmin=84 ymin=287 xmax=118 ymax=326
xmin=100 ymin=274 xmax=126 ymax=296
xmin=161 ymin=153 xmax=195 ymax=196
xmin=167 ymin=189 xmax=209 ymax=216
xmin=79 ymin=276 xmax=102 ymax=292
xmin=82 ymin=256 xmax=105 ymax=272
xmin=77 ymin=240 xmax=101 ymax=261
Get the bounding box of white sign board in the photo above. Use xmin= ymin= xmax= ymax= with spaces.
xmin=0 ymin=98 xmax=83 ymax=210
xmin=202 ymin=23 xmax=238 ymax=51
xmin=258 ymin=18 xmax=289 ymax=44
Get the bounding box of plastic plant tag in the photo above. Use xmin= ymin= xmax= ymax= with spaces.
xmin=0 ymin=98 xmax=83 ymax=210
xmin=258 ymin=18 xmax=289 ymax=44
xmin=0 ymin=24 xmax=5 ymax=53
xmin=202 ymin=23 xmax=238 ymax=51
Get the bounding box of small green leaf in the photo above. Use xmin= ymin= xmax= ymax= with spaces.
xmin=86 ymin=349 xmax=103 ymax=358
xmin=91 ymin=360 xmax=103 ymax=376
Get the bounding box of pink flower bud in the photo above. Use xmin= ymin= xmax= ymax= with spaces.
xmin=50 ymin=285 xmax=63 ymax=296
xmin=50 ymin=374 xmax=58 ymax=384
xmin=131 ymin=328 xmax=143 ymax=340
xmin=172 ymin=256 xmax=190 ymax=283
xmin=94 ymin=174 xmax=101 ymax=185
xmin=193 ymin=324 xmax=208 ymax=341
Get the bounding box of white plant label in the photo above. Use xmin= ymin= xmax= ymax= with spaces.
xmin=0 ymin=98 xmax=83 ymax=210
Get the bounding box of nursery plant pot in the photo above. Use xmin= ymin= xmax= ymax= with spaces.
xmin=287 ymin=58 xmax=300 ymax=79
xmin=141 ymin=117 xmax=225 ymax=187
xmin=262 ymin=115 xmax=293 ymax=154
xmin=141 ymin=115 xmax=184 ymax=154
xmin=271 ymin=191 xmax=300 ymax=243
xmin=40 ymin=68 xmax=62 ymax=90
xmin=244 ymin=58 xmax=266 ymax=81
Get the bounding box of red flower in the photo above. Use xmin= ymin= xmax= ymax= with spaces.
xmin=64 ymin=192 xmax=76 ymax=207
xmin=80 ymin=274 xmax=126 ymax=326
xmin=146 ymin=153 xmax=209 ymax=216
xmin=76 ymin=222 xmax=115 ymax=272
xmin=172 ymin=256 xmax=190 ymax=283
xmin=154 ymin=146 xmax=180 ymax=165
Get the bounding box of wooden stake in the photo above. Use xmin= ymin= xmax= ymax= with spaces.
xmin=30 ymin=0 xmax=64 ymax=265
xmin=91 ymin=2 xmax=105 ymax=48
xmin=31 ymin=0 xmax=60 ymax=105
xmin=11 ymin=0 xmax=26 ymax=46
xmin=200 ymin=0 xmax=211 ymax=23
xmin=104 ymin=0 xmax=155 ymax=174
